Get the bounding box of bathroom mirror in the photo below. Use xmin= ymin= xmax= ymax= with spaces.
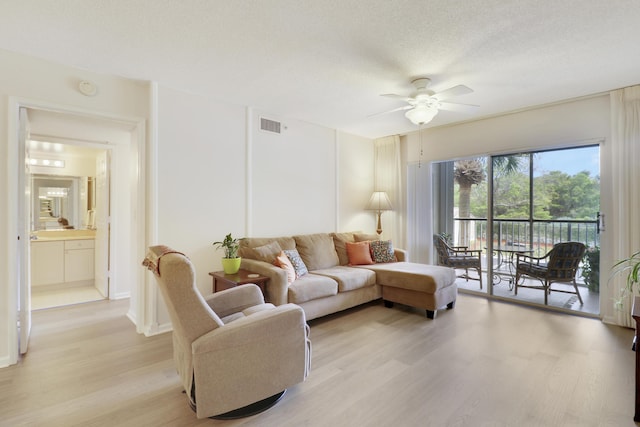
xmin=32 ymin=174 xmax=95 ymax=231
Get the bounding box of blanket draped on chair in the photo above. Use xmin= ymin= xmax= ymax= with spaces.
xmin=142 ymin=245 xmax=185 ymax=276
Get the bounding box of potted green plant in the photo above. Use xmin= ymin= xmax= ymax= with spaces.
xmin=611 ymin=250 xmax=640 ymax=308
xmin=213 ymin=233 xmax=242 ymax=275
xmin=581 ymin=246 xmax=600 ymax=293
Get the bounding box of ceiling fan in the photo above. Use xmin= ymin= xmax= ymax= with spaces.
xmin=374 ymin=77 xmax=478 ymax=125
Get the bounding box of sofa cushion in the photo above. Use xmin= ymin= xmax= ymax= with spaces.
xmin=293 ymin=233 xmax=339 ymax=271
xmin=332 ymin=232 xmax=357 ymax=266
xmin=370 ymin=240 xmax=396 ymax=263
xmin=284 ymin=249 xmax=309 ymax=278
xmin=354 ymin=233 xmax=380 ymax=242
xmin=248 ymin=241 xmax=283 ymax=263
xmin=346 ymin=241 xmax=375 ymax=265
xmin=312 ymin=266 xmax=376 ymax=292
xmin=238 ymin=236 xmax=296 ymax=258
xmin=360 ymin=262 xmax=456 ymax=294
xmin=288 ymin=274 xmax=338 ymax=304
xmin=274 ymin=251 xmax=296 ymax=284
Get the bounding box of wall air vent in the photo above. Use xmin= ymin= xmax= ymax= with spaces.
xmin=260 ymin=117 xmax=282 ymax=134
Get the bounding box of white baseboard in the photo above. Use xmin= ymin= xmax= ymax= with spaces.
xmin=0 ymin=355 xmax=14 ymax=369
xmin=113 ymin=291 xmax=131 ymax=300
xmin=124 ymin=309 xmax=171 ymax=336
xmin=143 ymin=320 xmax=173 ymax=337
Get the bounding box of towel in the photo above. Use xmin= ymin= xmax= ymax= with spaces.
xmin=142 ymin=245 xmax=185 ymax=276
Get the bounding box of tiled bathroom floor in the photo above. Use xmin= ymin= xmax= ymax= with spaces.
xmin=32 ymin=284 xmax=105 ymax=310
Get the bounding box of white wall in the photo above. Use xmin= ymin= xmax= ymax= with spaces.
xmin=152 ymin=88 xmax=375 ymax=330
xmin=404 ymin=96 xmax=610 ymax=162
xmin=250 ymin=110 xmax=338 ymax=236
xmin=337 ymin=132 xmax=376 ymax=234
xmin=155 ymin=86 xmax=247 ymax=313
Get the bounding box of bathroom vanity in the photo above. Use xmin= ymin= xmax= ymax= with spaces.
xmin=31 ymin=230 xmax=96 ymax=287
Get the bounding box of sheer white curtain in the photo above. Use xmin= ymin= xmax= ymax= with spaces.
xmin=610 ymin=85 xmax=640 ymax=327
xmin=406 ymin=162 xmax=433 ymax=264
xmin=373 ymin=136 xmax=403 ymax=248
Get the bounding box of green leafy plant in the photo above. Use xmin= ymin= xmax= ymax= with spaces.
xmin=439 ymin=232 xmax=452 ymax=244
xmin=611 ymin=250 xmax=640 ymax=307
xmin=581 ymin=246 xmax=599 ymax=293
xmin=212 ymin=233 xmax=241 ymax=259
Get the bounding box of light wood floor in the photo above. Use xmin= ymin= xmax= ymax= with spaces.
xmin=0 ymin=295 xmax=636 ymax=427
xmin=32 ymin=284 xmax=104 ymax=310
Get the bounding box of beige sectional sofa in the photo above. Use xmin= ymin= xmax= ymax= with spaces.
xmin=239 ymin=232 xmax=457 ymax=320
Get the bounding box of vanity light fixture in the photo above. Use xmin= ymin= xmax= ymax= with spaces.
xmin=46 ymin=188 xmax=68 ymax=197
xmin=29 ymin=158 xmax=65 ymax=168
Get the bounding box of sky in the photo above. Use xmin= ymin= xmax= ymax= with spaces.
xmin=533 ymin=146 xmax=600 ymax=177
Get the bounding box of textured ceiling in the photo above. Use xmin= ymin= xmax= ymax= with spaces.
xmin=1 ymin=0 xmax=639 ymax=138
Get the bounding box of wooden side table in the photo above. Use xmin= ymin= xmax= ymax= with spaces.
xmin=209 ymin=269 xmax=269 ymax=299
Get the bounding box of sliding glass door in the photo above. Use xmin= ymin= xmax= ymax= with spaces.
xmin=434 ymin=145 xmax=600 ymax=315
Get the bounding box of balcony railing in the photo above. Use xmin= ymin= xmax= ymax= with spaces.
xmin=452 ymin=218 xmax=599 ymax=256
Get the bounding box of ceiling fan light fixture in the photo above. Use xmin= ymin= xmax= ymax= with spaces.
xmin=405 ymin=105 xmax=438 ymax=125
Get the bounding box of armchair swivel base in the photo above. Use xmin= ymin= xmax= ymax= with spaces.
xmin=189 ymin=390 xmax=286 ymax=420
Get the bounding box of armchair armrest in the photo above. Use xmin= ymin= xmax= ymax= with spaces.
xmin=394 ymin=248 xmax=408 ymax=262
xmin=191 ymin=303 xmax=311 ymax=417
xmin=448 ymin=245 xmax=482 ymax=259
xmin=204 ymin=284 xmax=265 ymax=319
xmin=516 ymin=252 xmax=547 ymax=265
xmin=193 ymin=303 xmax=307 ymax=354
xmin=456 ymin=248 xmax=482 ymax=256
xmin=240 ymin=258 xmax=289 ymax=305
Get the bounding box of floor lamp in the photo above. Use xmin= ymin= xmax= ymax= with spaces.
xmin=366 ymin=191 xmax=393 ymax=235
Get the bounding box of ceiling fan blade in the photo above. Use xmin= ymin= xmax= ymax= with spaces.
xmin=432 ymin=85 xmax=473 ymax=101
xmin=438 ymin=101 xmax=479 ymax=113
xmin=381 ymin=93 xmax=414 ymax=102
xmin=368 ymin=105 xmax=412 ymax=118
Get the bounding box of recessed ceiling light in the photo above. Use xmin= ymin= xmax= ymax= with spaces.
xmin=78 ymin=80 xmax=98 ymax=96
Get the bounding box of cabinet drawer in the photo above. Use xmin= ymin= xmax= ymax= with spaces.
xmin=64 ymin=239 xmax=95 ymax=250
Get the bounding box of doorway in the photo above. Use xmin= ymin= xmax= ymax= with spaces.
xmin=10 ymin=101 xmax=146 ymax=361
xmin=28 ymin=142 xmax=110 ymax=310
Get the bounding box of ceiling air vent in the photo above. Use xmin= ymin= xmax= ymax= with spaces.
xmin=260 ymin=117 xmax=281 ymax=134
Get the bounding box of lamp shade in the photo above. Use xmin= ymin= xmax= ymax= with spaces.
xmin=405 ymin=105 xmax=438 ymax=125
xmin=366 ymin=191 xmax=393 ymax=211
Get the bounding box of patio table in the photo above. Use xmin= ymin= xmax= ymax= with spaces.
xmin=488 ymin=245 xmax=533 ymax=290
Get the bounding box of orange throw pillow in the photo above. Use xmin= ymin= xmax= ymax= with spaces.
xmin=274 ymin=251 xmax=296 ymax=284
xmin=346 ymin=241 xmax=375 ymax=265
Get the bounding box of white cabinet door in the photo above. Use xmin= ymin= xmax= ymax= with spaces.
xmin=31 ymin=241 xmax=64 ymax=286
xmin=64 ymin=239 xmax=95 ymax=282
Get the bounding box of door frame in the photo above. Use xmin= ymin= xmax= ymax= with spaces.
xmin=7 ymin=96 xmax=147 ymax=364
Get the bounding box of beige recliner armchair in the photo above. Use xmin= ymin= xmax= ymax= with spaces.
xmin=143 ymin=246 xmax=311 ymax=419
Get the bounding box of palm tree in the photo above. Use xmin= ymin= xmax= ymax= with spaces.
xmin=454 ymin=159 xmax=485 ymax=245
xmin=454 ymin=156 xmax=521 ymax=245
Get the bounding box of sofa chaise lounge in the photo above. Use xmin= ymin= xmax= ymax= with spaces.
xmin=239 ymin=232 xmax=457 ymax=320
